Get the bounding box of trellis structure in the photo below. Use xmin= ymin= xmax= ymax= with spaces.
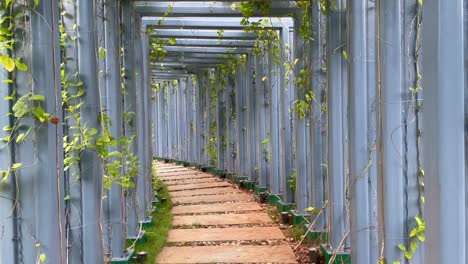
xmin=0 ymin=1 xmax=466 ymax=264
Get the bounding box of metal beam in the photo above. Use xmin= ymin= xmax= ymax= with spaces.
xmin=163 ymin=46 xmax=251 ymax=54
xmin=134 ymin=1 xmax=299 ymax=17
xmin=326 ymin=0 xmax=348 ymax=251
xmin=143 ymin=16 xmax=293 ymax=28
xmin=149 ymin=29 xmax=257 ymax=39
xmin=423 ymin=0 xmax=465 ymax=263
xmin=159 ymin=38 xmax=257 ymax=48
xmin=102 ymin=0 xmax=126 ymax=259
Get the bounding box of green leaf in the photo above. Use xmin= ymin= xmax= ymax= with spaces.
xmin=0 ymin=54 xmax=15 ymax=72
xmin=417 ymin=233 xmax=425 ymax=242
xmin=35 ymin=243 xmax=41 ymax=248
xmin=98 ymin=47 xmax=107 ymax=58
xmin=16 ymin=133 xmax=26 ymax=144
xmin=342 ymin=50 xmax=348 ymax=60
xmin=418 ymin=0 xmax=423 ymax=6
xmin=168 ymin=38 xmax=176 ymax=45
xmin=64 ymin=194 xmax=71 ymax=201
xmin=29 ymin=94 xmax=45 ymax=101
xmin=39 ymin=253 xmax=46 ymax=263
xmin=11 ymin=163 xmax=22 ymax=169
xmin=410 ymin=240 xmax=419 ymax=253
xmin=15 ymin=59 xmax=28 ymax=72
xmin=397 ymin=243 xmax=406 ymax=252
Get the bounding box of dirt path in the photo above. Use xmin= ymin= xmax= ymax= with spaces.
xmin=155 ymin=162 xmax=298 ymax=264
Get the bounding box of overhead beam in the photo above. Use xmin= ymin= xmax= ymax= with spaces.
xmin=149 ymin=29 xmax=258 ymax=39
xmin=158 ymin=38 xmax=257 ymax=48
xmin=134 ymin=1 xmax=299 ymax=17
xmin=164 ymin=46 xmax=251 ymax=54
xmin=143 ymin=16 xmax=293 ymax=28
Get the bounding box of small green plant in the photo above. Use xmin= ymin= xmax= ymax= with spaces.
xmin=289 ymin=173 xmax=297 ymax=191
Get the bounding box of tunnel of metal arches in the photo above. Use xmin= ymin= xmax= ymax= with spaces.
xmin=0 ymin=0 xmax=466 ymax=264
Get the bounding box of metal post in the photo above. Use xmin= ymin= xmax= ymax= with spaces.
xmin=247 ymin=55 xmax=258 ymax=181
xmin=102 ymin=0 xmax=126 ymax=259
xmin=196 ymin=73 xmax=205 ymax=164
xmin=121 ymin=0 xmax=139 ymax=240
xmin=326 ymin=0 xmax=349 ymax=251
xmin=423 ymin=0 xmax=465 ymax=262
xmin=279 ymin=27 xmax=295 ymax=203
xmin=256 ymin=54 xmax=271 ymax=188
xmin=226 ymin=71 xmax=237 ymax=172
xmin=236 ymin=66 xmax=248 ymax=176
xmin=293 ymin=16 xmax=312 ymax=213
xmin=135 ymin=17 xmax=149 ymax=222
xmin=376 ymin=0 xmax=407 ymax=261
xmin=8 ymin=1 xmax=65 ymax=263
xmin=310 ymin=2 xmax=326 ymax=228
xmin=269 ymin=40 xmax=281 ymax=194
xmin=217 ymin=74 xmax=226 ymax=169
xmin=0 ymin=55 xmax=14 ymax=263
xmin=141 ymin=28 xmax=153 ymax=214
xmin=348 ymin=0 xmax=379 ymax=262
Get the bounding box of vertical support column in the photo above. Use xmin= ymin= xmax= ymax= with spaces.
xmin=280 ymin=27 xmax=295 ymax=202
xmin=294 ymin=17 xmax=312 ymax=213
xmin=134 ymin=18 xmax=149 ymax=222
xmin=0 ymin=58 xmax=14 ymax=263
xmin=196 ymin=73 xmax=205 ymax=164
xmin=217 ymin=76 xmax=226 ymax=169
xmin=188 ymin=76 xmax=197 ymax=162
xmin=326 ymin=0 xmax=349 ymax=251
xmin=236 ymin=67 xmax=248 ymax=176
xmin=102 ymin=0 xmax=126 ymax=258
xmin=226 ymin=70 xmax=237 ymax=172
xmin=270 ymin=45 xmax=281 ymax=194
xmin=377 ymin=0 xmax=405 ymax=261
xmin=121 ymin=0 xmax=139 ymax=240
xmin=310 ymin=2 xmax=327 ymax=228
xmin=247 ymin=55 xmax=258 ymax=181
xmin=160 ymin=82 xmax=169 ymax=158
xmin=180 ymin=78 xmax=188 ymax=161
xmin=155 ymin=82 xmax=162 ymax=157
xmin=422 ymin=0 xmax=465 ymax=263
xmin=256 ymin=54 xmax=271 ymax=188
xmin=8 ymin=1 xmax=65 ymax=263
xmin=140 ymin=29 xmax=153 ymax=214
xmin=347 ymin=0 xmax=378 ymax=262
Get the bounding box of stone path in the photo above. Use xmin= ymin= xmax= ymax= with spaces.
xmin=155 ymin=162 xmax=297 ymax=264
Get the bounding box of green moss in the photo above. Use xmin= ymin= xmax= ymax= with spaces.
xmin=129 ymin=178 xmax=172 ymax=264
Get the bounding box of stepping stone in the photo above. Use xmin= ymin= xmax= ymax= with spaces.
xmin=168 ymin=182 xmax=231 ymax=192
xmin=167 ymin=226 xmax=286 ymax=242
xmin=172 ymin=212 xmax=272 ymax=226
xmin=165 ymin=178 xmax=220 ymax=186
xmin=156 ymin=245 xmax=297 ymax=263
xmin=170 ymin=187 xmax=242 ymax=198
xmin=172 ymin=193 xmax=251 ymax=204
xmin=160 ymin=174 xmax=213 ymax=182
xmin=172 ymin=202 xmax=262 ymax=215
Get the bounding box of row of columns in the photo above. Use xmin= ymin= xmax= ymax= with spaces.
xmin=0 ymin=1 xmax=154 ymax=263
xmin=152 ymin=0 xmax=466 ymax=263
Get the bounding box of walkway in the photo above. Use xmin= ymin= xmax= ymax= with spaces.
xmin=155 ymin=162 xmax=297 ymax=264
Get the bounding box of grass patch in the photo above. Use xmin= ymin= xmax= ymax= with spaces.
xmin=129 ymin=174 xmax=172 ymax=263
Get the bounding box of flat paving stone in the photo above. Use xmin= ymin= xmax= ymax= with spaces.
xmin=156 ymin=245 xmax=297 ymax=263
xmin=172 ymin=212 xmax=272 ymax=226
xmin=169 ymin=187 xmax=242 ymax=198
xmin=160 ymin=175 xmax=213 ymax=182
xmin=172 ymin=202 xmax=262 ymax=215
xmin=172 ymin=193 xmax=251 ymax=204
xmin=167 ymin=226 xmax=286 ymax=242
xmin=165 ymin=178 xmax=220 ymax=186
xmin=168 ymin=182 xmax=231 ymax=192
